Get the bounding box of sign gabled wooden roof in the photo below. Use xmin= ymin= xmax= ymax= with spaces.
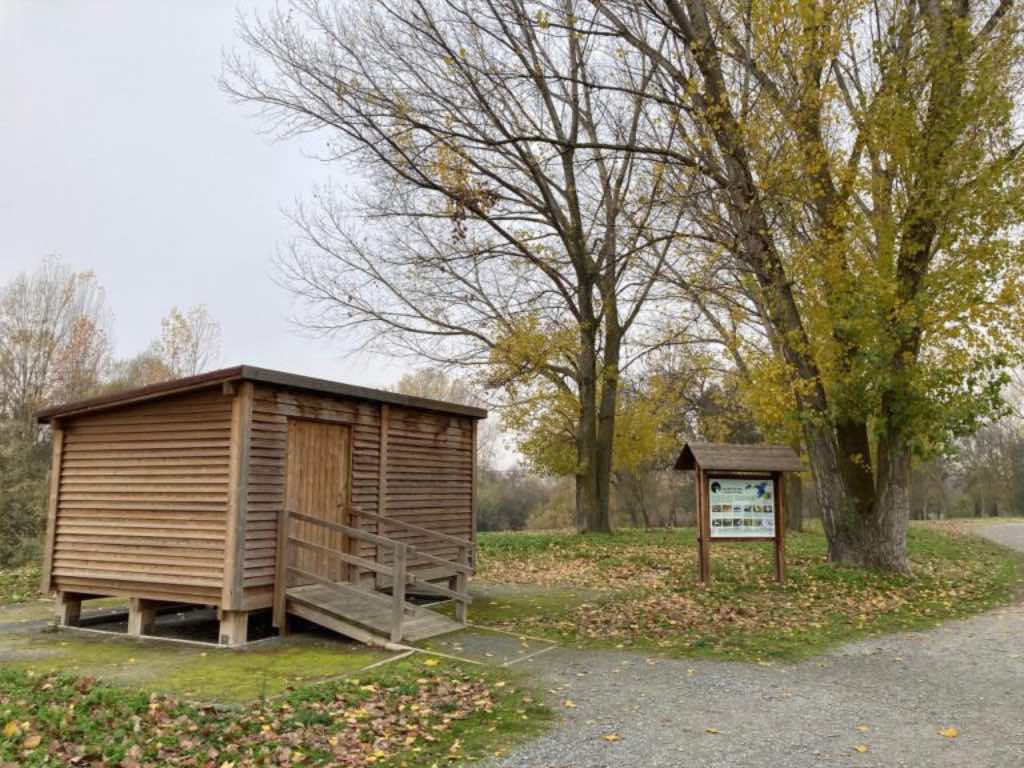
xmin=36 ymin=364 xmax=488 ymax=423
xmin=674 ymin=441 xmax=804 ymax=472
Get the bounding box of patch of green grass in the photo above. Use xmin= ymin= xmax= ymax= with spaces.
xmin=474 ymin=523 xmax=1024 ymax=662
xmin=0 ymin=656 xmax=550 ymax=767
xmin=0 ymin=631 xmax=386 ymax=703
xmin=0 ymin=565 xmax=40 ymax=605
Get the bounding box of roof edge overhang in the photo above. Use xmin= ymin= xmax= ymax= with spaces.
xmin=36 ymin=364 xmax=488 ymax=424
xmin=673 ymin=441 xmax=805 ymax=473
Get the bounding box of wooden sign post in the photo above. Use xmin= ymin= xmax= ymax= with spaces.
xmin=675 ymin=442 xmax=804 ymax=585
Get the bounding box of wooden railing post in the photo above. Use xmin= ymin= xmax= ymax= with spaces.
xmin=455 ymin=544 xmax=469 ymax=624
xmin=272 ymin=508 xmax=291 ymax=632
xmin=391 ymin=542 xmax=408 ymax=643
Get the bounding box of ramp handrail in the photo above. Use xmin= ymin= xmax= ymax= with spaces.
xmin=273 ymin=508 xmax=410 ymax=642
xmin=273 ymin=507 xmax=472 ymax=642
xmin=349 ymin=505 xmax=472 ymax=623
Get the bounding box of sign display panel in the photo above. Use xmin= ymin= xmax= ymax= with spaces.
xmin=708 ymin=477 xmax=775 ymax=539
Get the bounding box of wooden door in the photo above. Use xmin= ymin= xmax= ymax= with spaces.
xmin=285 ymin=419 xmax=352 ymax=583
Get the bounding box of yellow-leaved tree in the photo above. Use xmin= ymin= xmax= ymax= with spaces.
xmin=599 ymin=0 xmax=1024 ymax=569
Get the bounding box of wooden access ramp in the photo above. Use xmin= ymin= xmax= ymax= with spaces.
xmin=272 ymin=507 xmax=473 ymax=647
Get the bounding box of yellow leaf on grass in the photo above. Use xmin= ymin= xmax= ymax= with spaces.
xmin=423 ymin=658 xmax=440 ymax=667
xmin=705 ymin=728 xmax=720 ymax=734
xmin=853 ymin=745 xmax=868 ymax=753
xmin=2 ymin=722 xmax=19 ymax=738
xmin=939 ymin=727 xmax=959 ymax=739
xmin=602 ymin=733 xmax=621 ymax=742
xmin=22 ymin=734 xmax=42 ymax=749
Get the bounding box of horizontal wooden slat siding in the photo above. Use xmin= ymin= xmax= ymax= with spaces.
xmin=242 ymin=385 xmax=477 ymax=597
xmin=242 ymin=386 xmax=382 ymax=593
xmin=379 ymin=406 xmax=475 ymax=567
xmin=52 ymin=387 xmax=231 ymax=604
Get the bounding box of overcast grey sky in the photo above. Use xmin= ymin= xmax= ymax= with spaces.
xmin=0 ymin=1 xmax=408 ymax=387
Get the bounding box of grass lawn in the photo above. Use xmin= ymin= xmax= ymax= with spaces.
xmin=0 ymin=565 xmax=40 ymax=605
xmin=471 ymin=522 xmax=1024 ymax=662
xmin=0 ymin=656 xmax=549 ymax=767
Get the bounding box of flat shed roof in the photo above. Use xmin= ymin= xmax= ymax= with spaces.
xmin=674 ymin=441 xmax=804 ymax=473
xmin=36 ymin=364 xmax=488 ymax=423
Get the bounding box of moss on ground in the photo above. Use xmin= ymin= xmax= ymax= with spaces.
xmin=473 ymin=522 xmax=1024 ymax=662
xmin=0 ymin=630 xmax=386 ymax=703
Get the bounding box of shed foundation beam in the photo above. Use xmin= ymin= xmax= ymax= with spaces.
xmin=219 ymin=610 xmax=249 ymax=646
xmin=56 ymin=593 xmax=81 ymax=627
xmin=127 ymin=598 xmax=158 ymax=636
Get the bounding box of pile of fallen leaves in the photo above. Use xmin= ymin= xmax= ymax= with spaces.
xmin=475 ymin=525 xmax=1023 ymax=659
xmin=0 ymin=662 xmax=511 ymax=768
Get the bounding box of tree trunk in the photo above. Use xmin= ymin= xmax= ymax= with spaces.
xmin=803 ymin=422 xmax=911 ymax=571
xmin=575 ymin=299 xmax=603 ymax=533
xmin=824 ymin=433 xmax=910 ymax=571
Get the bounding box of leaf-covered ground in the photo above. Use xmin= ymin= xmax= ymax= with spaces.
xmin=0 ymin=657 xmax=549 ymax=768
xmin=472 ymin=523 xmax=1024 ymax=661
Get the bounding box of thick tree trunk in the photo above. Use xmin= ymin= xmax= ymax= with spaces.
xmin=575 ymin=293 xmax=602 ymax=532
xmin=574 ymin=351 xmax=613 ymax=534
xmin=803 ymin=422 xmax=911 ymax=571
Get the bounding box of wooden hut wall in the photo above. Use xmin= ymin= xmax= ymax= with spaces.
xmin=50 ymin=388 xmax=233 ymax=604
xmin=379 ymin=405 xmax=475 ymax=565
xmin=243 ymin=384 xmax=383 ymax=605
xmin=243 ymin=384 xmax=476 ymax=603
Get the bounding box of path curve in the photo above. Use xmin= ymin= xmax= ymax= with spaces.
xmin=492 ymin=524 xmax=1024 ymax=768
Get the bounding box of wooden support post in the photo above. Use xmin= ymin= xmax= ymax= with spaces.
xmin=56 ymin=592 xmax=81 ymax=627
xmin=127 ymin=598 xmax=157 ymax=636
xmin=454 ymin=544 xmax=469 ymax=624
xmin=223 ymin=382 xmax=254 ymax=611
xmin=219 ymin=610 xmax=249 ymax=646
xmin=272 ymin=507 xmax=291 ymax=633
xmin=391 ymin=542 xmax=407 ymax=644
xmin=696 ymin=470 xmax=711 ymax=584
xmin=774 ymin=473 xmax=787 ymax=584
xmin=470 ymin=419 xmax=478 ymax=559
xmin=694 ymin=469 xmax=704 ymax=583
xmin=376 ymin=404 xmax=389 ymax=589
xmin=40 ymin=422 xmax=64 ymax=595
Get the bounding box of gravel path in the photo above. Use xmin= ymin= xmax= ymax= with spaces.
xmin=493 ymin=524 xmax=1024 ymax=768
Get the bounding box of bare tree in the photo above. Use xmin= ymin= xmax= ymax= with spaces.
xmin=152 ymin=305 xmax=222 ymax=378
xmin=0 ymin=258 xmax=112 ymax=430
xmin=223 ymin=0 xmax=684 ymax=532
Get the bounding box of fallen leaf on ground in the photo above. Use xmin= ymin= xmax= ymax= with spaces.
xmin=22 ymin=733 xmax=42 ymax=749
xmin=853 ymin=744 xmax=868 ymax=753
xmin=705 ymin=727 xmax=720 ymax=734
xmin=602 ymin=733 xmax=621 ymax=742
xmin=939 ymin=727 xmax=959 ymax=739
xmin=563 ymin=700 xmax=577 ymax=709
xmin=856 ymin=725 xmax=869 ymax=732
xmin=423 ymin=658 xmax=440 ymax=667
